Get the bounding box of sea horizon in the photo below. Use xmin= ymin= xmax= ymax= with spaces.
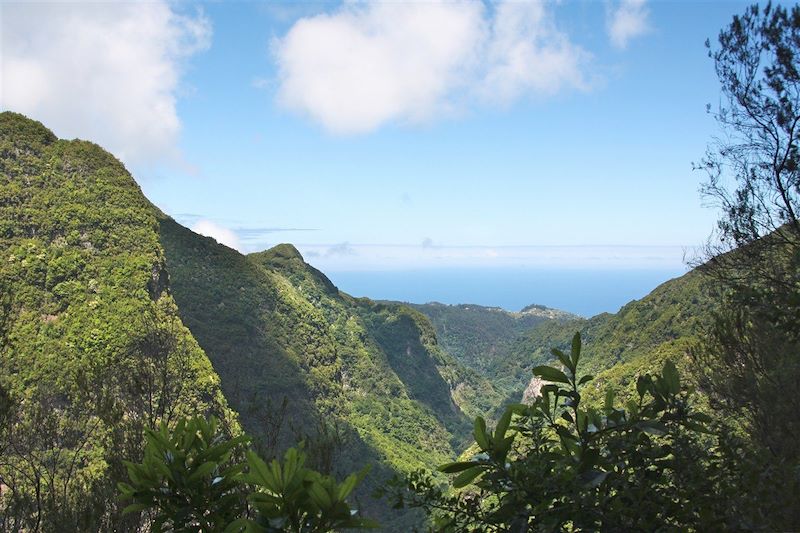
xmin=324 ymin=266 xmax=688 ymax=318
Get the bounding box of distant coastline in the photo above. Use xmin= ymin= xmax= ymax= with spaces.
xmin=326 ymin=267 xmax=686 ymax=318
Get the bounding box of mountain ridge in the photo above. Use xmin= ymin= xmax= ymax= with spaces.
xmin=157 ymin=217 xmax=506 ymax=527
xmin=0 ymin=111 xmax=726 ymax=530
xmin=0 ymin=112 xmax=501 ymax=529
xmin=0 ymin=112 xmax=237 ymax=528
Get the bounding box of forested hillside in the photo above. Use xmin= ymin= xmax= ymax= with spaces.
xmin=0 ymin=105 xmax=719 ymax=527
xmin=529 ymin=269 xmax=713 ymax=401
xmin=2 ymin=53 xmax=797 ymax=528
xmin=405 ymin=271 xmax=713 ymax=410
xmin=408 ymin=302 xmax=574 ymax=376
xmin=478 ymin=269 xmax=713 ymax=403
xmin=408 ymin=302 xmax=575 ymax=400
xmin=158 ymin=219 xmax=505 ymax=522
xmin=5 ymin=1 xmax=799 ymax=529
xmin=0 ymin=112 xmax=235 ymax=530
xmin=0 ymin=112 xmax=503 ymax=529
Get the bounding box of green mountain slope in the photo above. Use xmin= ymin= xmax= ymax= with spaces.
xmin=496 ymin=269 xmax=716 ymax=402
xmin=158 ymin=220 xmax=504 ymax=526
xmin=407 ymin=302 xmax=576 ymax=397
xmin=0 ymin=112 xmax=234 ymax=529
xmin=406 ymin=279 xmax=713 ymax=411
xmin=0 ymin=112 xmax=502 ymax=529
xmin=0 ymin=111 xmax=726 ymax=530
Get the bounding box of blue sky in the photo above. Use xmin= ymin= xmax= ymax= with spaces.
xmin=1 ymin=0 xmax=754 ymax=272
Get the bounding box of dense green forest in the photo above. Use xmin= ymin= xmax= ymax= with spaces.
xmin=0 ymin=112 xmax=236 ymax=529
xmin=406 ymin=303 xmax=575 ymax=399
xmin=2 ymin=109 xmax=796 ymax=530
xmin=158 ymin=216 xmax=506 ymax=524
xmin=406 ymin=285 xmax=710 ymax=408
xmin=484 ymin=269 xmax=712 ymax=405
xmin=0 ymin=112 xmax=504 ymax=530
xmin=2 ymin=2 xmax=800 ymax=531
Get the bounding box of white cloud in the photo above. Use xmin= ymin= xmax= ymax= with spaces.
xmin=607 ymin=0 xmax=649 ymax=49
xmin=0 ymin=1 xmax=210 ymax=165
xmin=191 ymin=220 xmax=241 ymax=251
xmin=273 ymin=1 xmax=591 ymax=134
xmin=274 ymin=2 xmax=484 ymax=134
xmin=482 ymin=2 xmax=589 ymax=102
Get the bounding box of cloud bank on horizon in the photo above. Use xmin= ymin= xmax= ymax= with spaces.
xmin=169 ymin=218 xmax=692 ymax=271
xmin=175 ymin=216 xmax=689 ymax=272
xmin=0 ymin=1 xmax=209 ymax=166
xmin=296 ymin=243 xmax=691 ymax=271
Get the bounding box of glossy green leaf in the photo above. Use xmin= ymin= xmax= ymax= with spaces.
xmin=452 ymin=466 xmax=485 ymax=488
xmin=551 ymin=348 xmax=571 ymax=371
xmin=473 ymin=417 xmax=490 ymax=450
xmin=495 ymin=408 xmax=513 ymax=440
xmin=438 ymin=461 xmax=480 ymax=474
xmin=532 ymin=365 xmax=570 ymax=384
xmin=663 ymin=360 xmax=680 ymax=394
xmin=570 ymin=332 xmax=582 ymax=370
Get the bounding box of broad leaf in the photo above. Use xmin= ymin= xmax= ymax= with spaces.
xmin=532 ymin=365 xmax=570 ymax=384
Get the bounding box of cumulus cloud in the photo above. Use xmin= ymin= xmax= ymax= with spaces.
xmin=274 ymin=2 xmax=483 ymax=134
xmin=273 ymin=1 xmax=590 ymax=134
xmin=607 ymin=0 xmax=649 ymax=49
xmin=1 ymin=1 xmax=210 ymax=165
xmin=482 ymin=2 xmax=589 ymax=102
xmin=191 ymin=220 xmax=241 ymax=251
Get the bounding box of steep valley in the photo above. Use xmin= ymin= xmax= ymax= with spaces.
xmin=0 ymin=112 xmax=724 ymax=530
xmin=411 ymin=269 xmax=716 ymax=408
xmin=0 ymin=112 xmax=509 ymax=529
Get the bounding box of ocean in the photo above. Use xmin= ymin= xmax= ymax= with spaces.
xmin=325 ymin=267 xmax=688 ymax=318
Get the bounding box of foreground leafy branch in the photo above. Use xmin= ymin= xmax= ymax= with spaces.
xmin=381 ymin=333 xmax=733 ymax=532
xmin=120 ymin=333 xmax=796 ymax=532
xmin=118 ymin=416 xmax=377 ymax=532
